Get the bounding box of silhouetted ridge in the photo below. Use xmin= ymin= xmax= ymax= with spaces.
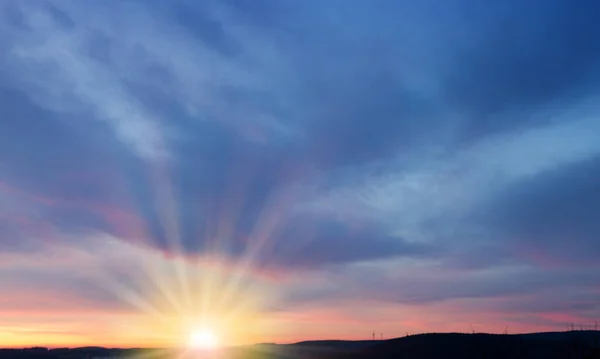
xmin=332 ymin=331 xmax=600 ymax=359
xmin=1 ymin=331 xmax=599 ymax=359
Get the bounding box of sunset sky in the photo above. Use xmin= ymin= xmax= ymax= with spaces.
xmin=1 ymin=0 xmax=600 ymax=349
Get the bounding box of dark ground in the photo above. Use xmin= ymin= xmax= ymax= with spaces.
xmin=2 ymin=331 xmax=600 ymax=359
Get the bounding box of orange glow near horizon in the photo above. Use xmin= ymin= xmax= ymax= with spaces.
xmin=0 ymin=230 xmax=587 ymax=348
xmin=0 ymin=160 xmax=297 ymax=349
xmin=0 ymin=167 xmax=588 ymax=350
xmin=0 ymin=231 xmax=282 ymax=349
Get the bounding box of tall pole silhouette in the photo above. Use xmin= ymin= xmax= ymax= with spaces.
xmin=372 ymin=331 xmax=375 ymax=340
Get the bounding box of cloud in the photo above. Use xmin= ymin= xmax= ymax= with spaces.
xmin=0 ymin=235 xmax=135 ymax=315
xmin=274 ymin=258 xmax=600 ymax=328
xmin=483 ymin=155 xmax=600 ymax=267
xmin=444 ymin=0 xmax=600 ymax=126
xmin=0 ymin=1 xmax=165 ymax=160
xmin=299 ymin=101 xmax=600 ymax=248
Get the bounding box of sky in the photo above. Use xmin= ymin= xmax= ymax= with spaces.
xmin=1 ymin=0 xmax=600 ymax=349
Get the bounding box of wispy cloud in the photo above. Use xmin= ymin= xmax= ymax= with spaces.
xmin=1 ymin=1 xmax=164 ymax=159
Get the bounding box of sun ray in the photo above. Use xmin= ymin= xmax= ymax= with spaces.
xmin=149 ymin=162 xmax=192 ymax=310
xmin=218 ymin=189 xmax=294 ymax=309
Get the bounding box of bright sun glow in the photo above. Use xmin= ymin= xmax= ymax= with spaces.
xmin=188 ymin=329 xmax=220 ymax=350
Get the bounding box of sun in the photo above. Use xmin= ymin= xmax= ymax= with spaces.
xmin=187 ymin=329 xmax=220 ymax=350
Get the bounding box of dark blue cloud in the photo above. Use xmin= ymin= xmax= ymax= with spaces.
xmin=484 ymin=156 xmax=600 ymax=266
xmin=445 ymin=0 xmax=600 ymax=138
xmin=0 ymin=85 xmax=140 ymax=244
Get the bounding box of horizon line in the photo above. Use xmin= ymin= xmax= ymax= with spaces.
xmin=2 ymin=329 xmax=598 ymax=350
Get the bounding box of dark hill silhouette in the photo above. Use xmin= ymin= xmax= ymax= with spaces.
xmin=291 ymin=340 xmax=382 ymax=349
xmin=1 ymin=331 xmax=599 ymax=359
xmin=329 ymin=331 xmax=600 ymax=359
